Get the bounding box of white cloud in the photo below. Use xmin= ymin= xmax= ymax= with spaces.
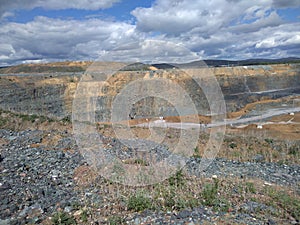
xmin=0 ymin=0 xmax=120 ymax=18
xmin=0 ymin=0 xmax=299 ymax=66
xmin=0 ymin=17 xmax=139 ymax=65
xmin=131 ymin=0 xmax=273 ymax=36
xmin=272 ymin=0 xmax=300 ymax=8
xmin=230 ymin=11 xmax=283 ymax=33
xmin=255 ymin=25 xmax=300 ymax=48
xmin=101 ymin=39 xmax=200 ymax=63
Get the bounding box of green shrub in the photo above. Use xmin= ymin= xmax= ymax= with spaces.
xmin=0 ymin=117 xmax=7 ymax=127
xmin=200 ymin=178 xmax=230 ymax=212
xmin=127 ymin=192 xmax=152 ymax=212
xmin=264 ymin=138 xmax=273 ymax=145
xmin=229 ymin=142 xmax=237 ymax=149
xmin=51 ymin=211 xmax=76 ymax=225
xmin=201 ymin=179 xmax=219 ymax=206
xmin=288 ymin=145 xmax=299 ymax=156
xmin=245 ymin=182 xmax=256 ymax=194
xmin=168 ymin=169 xmax=185 ymax=187
xmin=267 ymin=188 xmax=300 ymax=221
xmin=108 ymin=216 xmax=124 ymax=225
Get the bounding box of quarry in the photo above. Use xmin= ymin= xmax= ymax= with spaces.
xmin=0 ymin=61 xmax=299 ymax=224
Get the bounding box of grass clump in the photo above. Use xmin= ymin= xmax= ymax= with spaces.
xmin=0 ymin=117 xmax=7 ymax=127
xmin=229 ymin=142 xmax=237 ymax=149
xmin=51 ymin=211 xmax=76 ymax=225
xmin=266 ymin=187 xmax=300 ymax=221
xmin=288 ymin=145 xmax=299 ymax=156
xmin=127 ymin=192 xmax=152 ymax=212
xmin=108 ymin=215 xmax=125 ymax=225
xmin=168 ymin=169 xmax=185 ymax=187
xmin=245 ymin=182 xmax=256 ymax=194
xmin=200 ymin=178 xmax=230 ymax=212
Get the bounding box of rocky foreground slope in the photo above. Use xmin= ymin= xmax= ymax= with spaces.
xmin=0 ymin=128 xmax=299 ymax=224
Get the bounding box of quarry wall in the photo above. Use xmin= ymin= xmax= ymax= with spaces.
xmin=0 ymin=64 xmax=299 ymax=120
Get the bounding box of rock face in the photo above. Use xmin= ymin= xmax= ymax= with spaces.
xmin=0 ymin=73 xmax=80 ymax=119
xmin=0 ymin=64 xmax=299 ymax=119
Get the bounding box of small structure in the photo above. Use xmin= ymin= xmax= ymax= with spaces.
xmin=257 ymin=125 xmax=263 ymax=129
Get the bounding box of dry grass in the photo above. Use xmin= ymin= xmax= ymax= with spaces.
xmin=70 ymin=164 xmax=300 ymax=224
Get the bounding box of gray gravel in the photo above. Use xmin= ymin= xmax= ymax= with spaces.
xmin=0 ymin=129 xmax=299 ymax=224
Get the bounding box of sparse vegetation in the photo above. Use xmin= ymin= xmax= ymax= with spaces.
xmin=51 ymin=211 xmax=76 ymax=225
xmin=127 ymin=192 xmax=152 ymax=212
xmin=168 ymin=169 xmax=185 ymax=187
xmin=108 ymin=215 xmax=125 ymax=225
xmin=265 ymin=187 xmax=300 ymax=221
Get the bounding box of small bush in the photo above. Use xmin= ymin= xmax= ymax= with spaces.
xmin=229 ymin=142 xmax=237 ymax=149
xmin=288 ymin=145 xmax=299 ymax=156
xmin=62 ymin=115 xmax=71 ymax=123
xmin=0 ymin=117 xmax=7 ymax=127
xmin=108 ymin=216 xmax=124 ymax=225
xmin=245 ymin=182 xmax=256 ymax=194
xmin=264 ymin=138 xmax=273 ymax=145
xmin=200 ymin=178 xmax=230 ymax=212
xmin=201 ymin=180 xmax=218 ymax=206
xmin=168 ymin=169 xmax=185 ymax=187
xmin=51 ymin=211 xmax=76 ymax=225
xmin=127 ymin=192 xmax=152 ymax=212
xmin=266 ymin=188 xmax=300 ymax=221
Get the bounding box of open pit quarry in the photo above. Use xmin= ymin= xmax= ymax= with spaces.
xmin=0 ymin=63 xmax=299 ymax=120
xmin=0 ymin=62 xmax=299 ymax=225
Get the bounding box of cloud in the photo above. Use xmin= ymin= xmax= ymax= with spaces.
xmin=0 ymin=0 xmax=120 ymax=18
xmin=101 ymin=40 xmax=200 ymax=63
xmin=131 ymin=0 xmax=273 ymax=36
xmin=255 ymin=24 xmax=300 ymax=48
xmin=0 ymin=15 xmax=200 ymax=66
xmin=272 ymin=0 xmax=300 ymax=8
xmin=230 ymin=11 xmax=283 ymax=33
xmin=0 ymin=17 xmax=138 ymax=65
xmin=0 ymin=0 xmax=299 ymax=66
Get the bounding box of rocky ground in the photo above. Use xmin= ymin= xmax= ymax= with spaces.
xmin=0 ymin=128 xmax=299 ymax=225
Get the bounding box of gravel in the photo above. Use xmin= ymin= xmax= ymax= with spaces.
xmin=0 ymin=129 xmax=299 ymax=224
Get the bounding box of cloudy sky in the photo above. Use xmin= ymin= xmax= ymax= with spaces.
xmin=0 ymin=0 xmax=299 ymax=66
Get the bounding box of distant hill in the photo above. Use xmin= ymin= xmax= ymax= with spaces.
xmin=0 ymin=58 xmax=299 ymax=73
xmin=153 ymin=57 xmax=300 ymax=69
xmin=0 ymin=61 xmax=92 ymax=74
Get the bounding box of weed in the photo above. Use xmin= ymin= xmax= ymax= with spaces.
xmin=62 ymin=115 xmax=71 ymax=123
xmin=0 ymin=117 xmax=7 ymax=127
xmin=213 ymin=198 xmax=230 ymax=212
xmin=51 ymin=211 xmax=76 ymax=225
xmin=266 ymin=187 xmax=300 ymax=221
xmin=245 ymin=182 xmax=256 ymax=194
xmin=201 ymin=179 xmax=219 ymax=207
xmin=229 ymin=142 xmax=237 ymax=149
xmin=200 ymin=178 xmax=230 ymax=212
xmin=264 ymin=138 xmax=273 ymax=145
xmin=193 ymin=147 xmax=201 ymax=158
xmin=133 ymin=158 xmax=149 ymax=166
xmin=127 ymin=192 xmax=152 ymax=212
xmin=108 ymin=216 xmax=124 ymax=225
xmin=80 ymin=210 xmax=88 ymax=223
xmin=18 ymin=114 xmax=39 ymax=122
xmin=168 ymin=169 xmax=185 ymax=187
xmin=288 ymin=145 xmax=299 ymax=156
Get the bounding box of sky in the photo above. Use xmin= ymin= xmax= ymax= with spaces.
xmin=0 ymin=0 xmax=299 ymax=66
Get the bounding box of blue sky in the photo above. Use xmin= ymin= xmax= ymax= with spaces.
xmin=0 ymin=0 xmax=299 ymax=66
